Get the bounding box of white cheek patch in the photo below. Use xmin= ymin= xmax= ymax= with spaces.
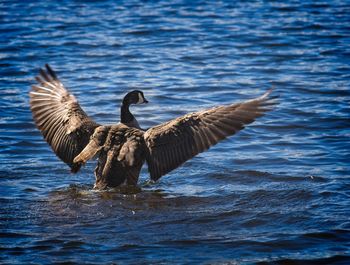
xmin=136 ymin=92 xmax=144 ymax=104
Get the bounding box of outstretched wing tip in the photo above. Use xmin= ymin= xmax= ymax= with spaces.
xmin=259 ymin=87 xmax=279 ymax=109
xmin=260 ymin=87 xmax=274 ymax=99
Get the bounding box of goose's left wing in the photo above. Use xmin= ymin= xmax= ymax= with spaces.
xmin=144 ymin=90 xmax=276 ymax=181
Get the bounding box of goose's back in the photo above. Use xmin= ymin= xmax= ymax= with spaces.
xmin=75 ymin=124 xmax=146 ymax=189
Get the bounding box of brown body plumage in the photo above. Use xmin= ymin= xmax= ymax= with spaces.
xmin=30 ymin=64 xmax=276 ymax=190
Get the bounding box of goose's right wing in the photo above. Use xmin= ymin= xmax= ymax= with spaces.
xmin=144 ymin=90 xmax=276 ymax=181
xmin=30 ymin=64 xmax=100 ymax=172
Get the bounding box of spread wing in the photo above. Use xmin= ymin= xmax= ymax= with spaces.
xmin=144 ymin=90 xmax=277 ymax=181
xmin=29 ymin=64 xmax=100 ymax=172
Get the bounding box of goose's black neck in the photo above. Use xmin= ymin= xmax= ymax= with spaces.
xmin=121 ymin=102 xmax=134 ymax=124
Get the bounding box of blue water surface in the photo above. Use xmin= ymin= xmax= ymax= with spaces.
xmin=1 ymin=0 xmax=350 ymax=264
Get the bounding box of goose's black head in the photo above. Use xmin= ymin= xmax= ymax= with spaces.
xmin=122 ymin=90 xmax=148 ymax=106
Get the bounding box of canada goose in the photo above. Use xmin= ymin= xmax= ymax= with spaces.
xmin=30 ymin=64 xmax=276 ymax=190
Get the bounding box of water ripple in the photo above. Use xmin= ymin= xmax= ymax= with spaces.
xmin=1 ymin=0 xmax=350 ymax=264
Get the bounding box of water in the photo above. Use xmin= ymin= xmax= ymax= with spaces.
xmin=1 ymin=0 xmax=350 ymax=264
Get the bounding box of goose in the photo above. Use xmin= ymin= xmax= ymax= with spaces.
xmin=30 ymin=64 xmax=276 ymax=190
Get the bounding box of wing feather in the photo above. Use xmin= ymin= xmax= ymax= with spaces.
xmin=30 ymin=64 xmax=99 ymax=172
xmin=144 ymin=89 xmax=277 ymax=181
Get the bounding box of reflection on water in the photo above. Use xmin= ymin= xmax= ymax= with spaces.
xmin=1 ymin=0 xmax=350 ymax=263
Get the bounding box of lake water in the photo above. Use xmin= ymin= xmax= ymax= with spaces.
xmin=1 ymin=0 xmax=350 ymax=264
